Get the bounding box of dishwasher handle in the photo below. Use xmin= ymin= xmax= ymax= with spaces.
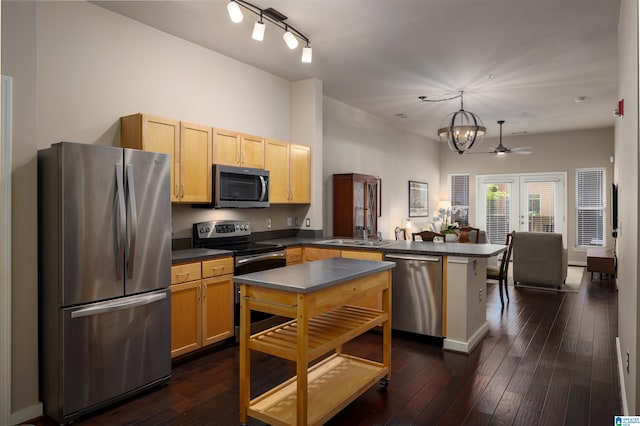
xmin=385 ymin=254 xmax=441 ymax=262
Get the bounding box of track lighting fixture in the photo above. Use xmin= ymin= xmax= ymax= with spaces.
xmin=226 ymin=0 xmax=312 ymax=63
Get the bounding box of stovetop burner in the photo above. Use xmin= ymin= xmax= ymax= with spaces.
xmin=192 ymin=220 xmax=284 ymax=256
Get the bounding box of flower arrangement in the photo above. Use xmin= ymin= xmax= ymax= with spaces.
xmin=440 ymin=222 xmax=460 ymax=235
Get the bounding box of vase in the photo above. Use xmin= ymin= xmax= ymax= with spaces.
xmin=445 ymin=233 xmax=459 ymax=242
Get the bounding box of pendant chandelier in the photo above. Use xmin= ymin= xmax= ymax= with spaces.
xmin=430 ymin=91 xmax=486 ymax=155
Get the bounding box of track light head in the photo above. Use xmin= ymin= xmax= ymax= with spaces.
xmin=283 ymin=29 xmax=299 ymax=49
xmin=226 ymin=1 xmax=243 ymax=23
xmin=301 ymin=45 xmax=312 ymax=63
xmin=252 ymin=20 xmax=266 ymax=41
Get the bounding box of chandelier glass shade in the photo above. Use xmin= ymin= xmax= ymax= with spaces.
xmin=436 ymin=92 xmax=486 ymax=155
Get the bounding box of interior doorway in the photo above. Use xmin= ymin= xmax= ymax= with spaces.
xmin=476 ymin=172 xmax=567 ymax=245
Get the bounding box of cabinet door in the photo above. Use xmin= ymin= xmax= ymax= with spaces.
xmin=180 ymin=122 xmax=212 ymax=203
xmin=265 ymin=139 xmax=290 ymax=203
xmin=213 ymin=128 xmax=241 ymax=166
xmin=365 ymin=180 xmax=378 ymax=235
xmin=240 ymin=134 xmax=265 ymax=168
xmin=354 ymin=180 xmax=365 ymax=236
xmin=285 ymin=247 xmax=303 ymax=265
xmin=170 ymin=280 xmax=202 ymax=358
xmin=289 ymin=144 xmax=311 ymax=204
xmin=202 ymin=275 xmax=234 ymax=346
xmin=123 ymin=114 xmax=180 ymax=202
xmin=341 ymin=250 xmax=383 ymax=309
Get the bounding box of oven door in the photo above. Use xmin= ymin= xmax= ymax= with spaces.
xmin=234 ymin=251 xmax=287 ymax=341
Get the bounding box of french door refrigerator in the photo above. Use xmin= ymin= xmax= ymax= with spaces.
xmin=38 ymin=142 xmax=172 ymax=424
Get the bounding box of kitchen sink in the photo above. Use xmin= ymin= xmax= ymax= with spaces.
xmin=316 ymin=239 xmax=398 ymax=248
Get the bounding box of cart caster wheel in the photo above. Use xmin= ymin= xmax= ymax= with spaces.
xmin=379 ymin=377 xmax=390 ymax=388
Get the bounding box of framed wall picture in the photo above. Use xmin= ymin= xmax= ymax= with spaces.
xmin=409 ymin=181 xmax=429 ymax=217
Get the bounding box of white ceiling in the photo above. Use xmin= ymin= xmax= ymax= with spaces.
xmin=93 ymin=0 xmax=621 ymax=142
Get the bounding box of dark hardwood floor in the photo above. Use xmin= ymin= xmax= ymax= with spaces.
xmin=37 ymin=270 xmax=620 ymax=425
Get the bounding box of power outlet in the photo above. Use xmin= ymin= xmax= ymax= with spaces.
xmin=294 ymin=217 xmax=300 ymax=227
xmin=478 ymin=289 xmax=483 ymax=302
xmin=266 ymin=218 xmax=271 ymax=229
xmin=627 ymin=350 xmax=630 ymax=373
xmin=306 ymin=218 xmax=311 ymax=227
xmin=287 ymin=217 xmax=292 ymax=226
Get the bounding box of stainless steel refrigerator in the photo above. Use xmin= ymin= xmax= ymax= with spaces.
xmin=38 ymin=142 xmax=172 ymax=424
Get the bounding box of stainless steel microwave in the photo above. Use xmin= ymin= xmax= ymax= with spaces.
xmin=211 ymin=164 xmax=270 ymax=208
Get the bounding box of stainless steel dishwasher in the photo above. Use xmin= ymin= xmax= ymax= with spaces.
xmin=384 ymin=253 xmax=443 ymax=337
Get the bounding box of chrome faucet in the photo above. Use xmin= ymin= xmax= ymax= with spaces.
xmin=377 ymin=231 xmax=383 ymax=242
xmin=363 ymin=228 xmax=368 ymax=243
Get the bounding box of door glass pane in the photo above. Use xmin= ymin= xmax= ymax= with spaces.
xmin=366 ymin=182 xmax=377 ymax=234
xmin=485 ymin=182 xmax=512 ymax=244
xmin=354 ymin=181 xmax=364 ymax=234
xmin=525 ymin=181 xmax=557 ymax=232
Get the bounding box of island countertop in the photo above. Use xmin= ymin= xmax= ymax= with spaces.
xmin=234 ymin=257 xmax=395 ymax=294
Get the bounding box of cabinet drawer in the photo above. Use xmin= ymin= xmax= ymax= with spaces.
xmin=202 ymin=257 xmax=234 ymax=278
xmin=171 ymin=262 xmax=202 ymax=284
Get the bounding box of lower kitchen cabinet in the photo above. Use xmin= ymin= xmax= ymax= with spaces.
xmin=285 ymin=247 xmax=303 ymax=265
xmin=170 ymin=257 xmax=234 ymax=358
xmin=341 ymin=250 xmax=384 ymax=310
xmin=302 ymin=247 xmax=341 ymax=262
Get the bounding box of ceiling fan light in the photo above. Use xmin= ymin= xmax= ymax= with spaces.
xmin=301 ymin=46 xmax=312 ymax=63
xmin=283 ymin=30 xmax=299 ymax=49
xmin=227 ymin=1 xmax=243 ymax=23
xmin=252 ymin=21 xmax=266 ymax=41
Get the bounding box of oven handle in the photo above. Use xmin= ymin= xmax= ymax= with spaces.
xmin=235 ymin=251 xmax=286 ymax=267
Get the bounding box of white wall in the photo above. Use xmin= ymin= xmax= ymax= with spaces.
xmin=616 ymin=0 xmax=638 ymax=414
xmin=323 ymin=97 xmax=441 ymax=238
xmin=2 ymin=1 xmax=316 ymax=420
xmin=438 ymin=127 xmax=614 ymax=264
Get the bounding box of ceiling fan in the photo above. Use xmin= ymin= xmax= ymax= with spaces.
xmin=471 ymin=120 xmax=532 ymax=156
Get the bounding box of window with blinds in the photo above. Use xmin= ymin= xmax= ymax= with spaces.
xmin=575 ymin=168 xmax=606 ymax=247
xmin=449 ymin=174 xmax=470 ymax=226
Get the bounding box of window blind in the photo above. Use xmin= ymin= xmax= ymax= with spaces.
xmin=450 ymin=174 xmax=469 ymax=226
xmin=575 ymin=168 xmax=605 ymax=247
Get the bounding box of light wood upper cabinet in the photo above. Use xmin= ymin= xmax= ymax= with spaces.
xmin=121 ymin=113 xmax=212 ymax=204
xmin=180 ymin=122 xmax=212 ymax=203
xmin=213 ymin=128 xmax=265 ymax=169
xmin=289 ymin=144 xmax=311 ymax=203
xmin=265 ymin=139 xmax=311 ymax=204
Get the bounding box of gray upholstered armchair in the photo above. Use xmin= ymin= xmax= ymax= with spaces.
xmin=512 ymin=232 xmax=568 ymax=289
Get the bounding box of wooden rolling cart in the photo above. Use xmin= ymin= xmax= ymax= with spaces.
xmin=236 ymin=258 xmax=394 ymax=426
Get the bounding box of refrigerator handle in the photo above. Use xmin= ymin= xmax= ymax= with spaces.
xmin=126 ymin=163 xmax=138 ymax=279
xmin=115 ymin=163 xmax=126 ymax=280
xmin=70 ymin=292 xmax=167 ymax=318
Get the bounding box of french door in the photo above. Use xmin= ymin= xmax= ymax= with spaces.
xmin=476 ymin=173 xmax=566 ymax=244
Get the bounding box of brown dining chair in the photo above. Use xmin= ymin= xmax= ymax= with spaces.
xmin=487 ymin=231 xmax=515 ymax=306
xmin=411 ymin=231 xmax=444 ymax=241
xmin=459 ymin=226 xmax=480 ymax=243
xmin=395 ymin=226 xmax=407 ymax=240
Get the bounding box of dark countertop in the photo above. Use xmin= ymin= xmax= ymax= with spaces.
xmin=234 ymin=257 xmax=395 ymax=293
xmin=171 ymin=248 xmax=233 ymax=264
xmin=172 ymin=237 xmax=506 ymax=264
xmin=382 ymin=240 xmax=506 ymax=258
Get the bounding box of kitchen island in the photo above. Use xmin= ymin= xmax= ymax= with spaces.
xmin=267 ymin=238 xmax=506 ymax=355
xmin=235 ymin=257 xmax=394 ymax=426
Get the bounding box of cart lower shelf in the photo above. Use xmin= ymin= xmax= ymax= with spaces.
xmin=248 ymin=353 xmax=388 ymax=426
